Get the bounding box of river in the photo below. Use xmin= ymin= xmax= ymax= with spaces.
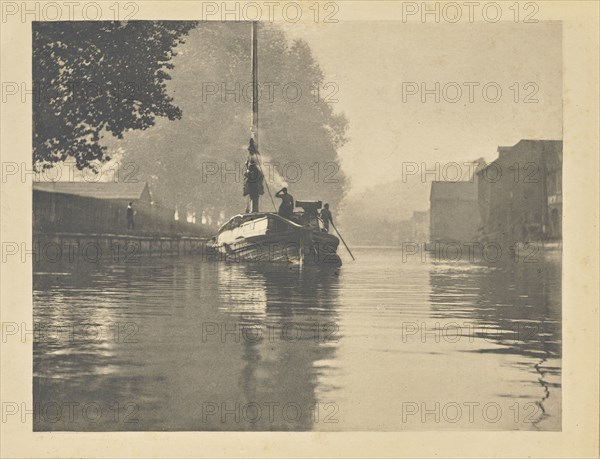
xmin=33 ymin=247 xmax=561 ymax=431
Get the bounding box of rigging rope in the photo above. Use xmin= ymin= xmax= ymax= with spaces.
xmin=253 ymin=153 xmax=278 ymax=212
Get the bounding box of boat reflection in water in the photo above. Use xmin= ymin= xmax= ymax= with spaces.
xmin=213 ymin=262 xmax=342 ymax=430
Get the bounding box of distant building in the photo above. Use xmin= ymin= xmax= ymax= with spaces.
xmin=429 ymin=181 xmax=479 ymax=243
xmin=428 ymin=158 xmax=485 ymax=244
xmin=477 ymin=139 xmax=562 ymax=243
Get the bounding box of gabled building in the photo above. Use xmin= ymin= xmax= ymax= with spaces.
xmin=34 ymin=181 xmax=151 ymax=204
xmin=33 ymin=182 xmax=160 ymax=233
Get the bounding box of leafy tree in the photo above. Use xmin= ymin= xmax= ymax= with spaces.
xmin=114 ymin=22 xmax=349 ymax=225
xmin=33 ymin=21 xmax=196 ymax=170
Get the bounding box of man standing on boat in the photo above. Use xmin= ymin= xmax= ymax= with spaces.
xmin=320 ymin=203 xmax=334 ymax=232
xmin=275 ymin=187 xmax=294 ymax=219
xmin=243 ymin=138 xmax=264 ymax=213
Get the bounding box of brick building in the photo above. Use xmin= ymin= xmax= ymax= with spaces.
xmin=477 ymin=139 xmax=562 ymax=243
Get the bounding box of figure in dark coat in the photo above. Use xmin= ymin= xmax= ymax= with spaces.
xmin=320 ymin=203 xmax=333 ymax=232
xmin=243 ymin=138 xmax=264 ymax=213
xmin=126 ymin=202 xmax=135 ymax=229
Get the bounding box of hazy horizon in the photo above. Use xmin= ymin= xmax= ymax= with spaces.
xmin=282 ymin=21 xmax=562 ymax=197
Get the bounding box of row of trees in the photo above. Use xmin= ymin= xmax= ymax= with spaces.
xmin=33 ymin=21 xmax=349 ymax=226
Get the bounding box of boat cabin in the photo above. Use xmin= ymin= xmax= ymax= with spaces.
xmin=293 ymin=200 xmax=322 ymax=230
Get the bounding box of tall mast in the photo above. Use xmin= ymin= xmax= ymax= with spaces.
xmin=251 ymin=21 xmax=259 ymax=148
xmin=247 ymin=22 xmax=276 ymax=213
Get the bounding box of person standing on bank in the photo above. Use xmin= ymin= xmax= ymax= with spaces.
xmin=320 ymin=203 xmax=333 ymax=232
xmin=243 ymin=138 xmax=264 ymax=213
xmin=127 ymin=202 xmax=135 ymax=230
xmin=275 ymin=187 xmax=294 ymax=219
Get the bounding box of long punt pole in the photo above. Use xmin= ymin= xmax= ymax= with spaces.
xmin=331 ymin=221 xmax=356 ymax=261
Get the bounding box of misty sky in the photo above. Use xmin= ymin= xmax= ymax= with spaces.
xmin=282 ymin=21 xmax=562 ymax=194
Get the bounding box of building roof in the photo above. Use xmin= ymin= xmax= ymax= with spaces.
xmin=498 ymin=139 xmax=562 ymax=155
xmin=430 ymin=181 xmax=477 ymax=201
xmin=33 ymin=182 xmax=149 ymax=200
xmin=476 ymin=139 xmax=563 ymax=177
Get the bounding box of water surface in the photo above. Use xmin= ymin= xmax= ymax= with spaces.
xmin=33 ymin=247 xmax=561 ymax=431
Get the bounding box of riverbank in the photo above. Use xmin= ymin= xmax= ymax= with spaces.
xmin=32 ymin=231 xmax=211 ymax=263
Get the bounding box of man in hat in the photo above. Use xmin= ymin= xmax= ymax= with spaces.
xmin=275 ymin=187 xmax=294 ymax=219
